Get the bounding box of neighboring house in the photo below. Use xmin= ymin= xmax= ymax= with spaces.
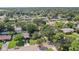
xmin=0 ymin=35 xmax=11 ymax=41
xmin=51 ymin=19 xmax=59 ymax=21
xmin=76 ymin=24 xmax=79 ymax=28
xmin=9 ymin=18 xmax=16 ymax=22
xmin=76 ymin=24 xmax=79 ymax=33
xmin=51 ymin=15 xmax=64 ymax=21
xmin=41 ymin=17 xmax=48 ymax=22
xmin=51 ymin=16 xmax=59 ymax=21
xmin=14 ymin=26 xmax=22 ymax=33
xmin=0 ymin=32 xmax=9 ymax=35
xmin=61 ymin=28 xmax=74 ymax=34
xmin=0 ymin=15 xmax=6 ymax=21
xmin=20 ymin=15 xmax=32 ymax=20
xmin=46 ymin=21 xmax=55 ymax=26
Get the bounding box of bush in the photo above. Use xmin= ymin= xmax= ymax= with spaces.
xmin=16 ymin=40 xmax=24 ymax=46
xmin=0 ymin=43 xmax=3 ymax=49
xmin=14 ymin=34 xmax=23 ymax=41
xmin=8 ymin=40 xmax=17 ymax=49
xmin=29 ymin=40 xmax=37 ymax=45
xmin=36 ymin=39 xmax=43 ymax=44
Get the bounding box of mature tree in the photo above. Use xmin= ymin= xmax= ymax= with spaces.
xmin=0 ymin=42 xmax=2 ymax=49
xmin=14 ymin=34 xmax=23 ymax=41
xmin=59 ymin=33 xmax=79 ymax=51
xmin=52 ymin=32 xmax=70 ymax=51
xmin=33 ymin=17 xmax=46 ymax=26
xmin=5 ymin=22 xmax=14 ymax=31
xmin=52 ymin=32 xmax=65 ymax=43
xmin=16 ymin=21 xmax=27 ymax=31
xmin=24 ymin=23 xmax=38 ymax=34
xmin=54 ymin=21 xmax=64 ymax=29
xmin=13 ymin=34 xmax=24 ymax=46
xmin=8 ymin=40 xmax=17 ymax=49
xmin=69 ymin=39 xmax=79 ymax=51
xmin=4 ymin=17 xmax=9 ymax=22
xmin=31 ymin=32 xmax=41 ymax=40
xmin=0 ymin=21 xmax=5 ymax=31
xmin=65 ymin=21 xmax=75 ymax=28
xmin=74 ymin=15 xmax=79 ymax=21
xmin=66 ymin=13 xmax=75 ymax=21
xmin=41 ymin=25 xmax=56 ymax=41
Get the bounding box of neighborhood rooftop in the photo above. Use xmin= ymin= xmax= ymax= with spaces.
xmin=61 ymin=28 xmax=74 ymax=33
xmin=0 ymin=35 xmax=11 ymax=41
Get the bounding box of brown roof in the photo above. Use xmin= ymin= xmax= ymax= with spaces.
xmin=0 ymin=35 xmax=11 ymax=41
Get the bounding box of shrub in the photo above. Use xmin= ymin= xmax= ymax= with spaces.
xmin=8 ymin=40 xmax=17 ymax=49
xmin=14 ymin=34 xmax=23 ymax=41
xmin=16 ymin=40 xmax=24 ymax=46
xmin=0 ymin=43 xmax=3 ymax=49
xmin=29 ymin=40 xmax=37 ymax=45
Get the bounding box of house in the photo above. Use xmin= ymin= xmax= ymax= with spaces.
xmin=0 ymin=15 xmax=6 ymax=21
xmin=61 ymin=28 xmax=74 ymax=34
xmin=23 ymin=32 xmax=30 ymax=39
xmin=14 ymin=26 xmax=22 ymax=33
xmin=0 ymin=35 xmax=11 ymax=41
xmin=76 ymin=24 xmax=79 ymax=33
xmin=0 ymin=32 xmax=9 ymax=35
xmin=20 ymin=15 xmax=32 ymax=21
xmin=41 ymin=17 xmax=48 ymax=22
xmin=9 ymin=18 xmax=16 ymax=22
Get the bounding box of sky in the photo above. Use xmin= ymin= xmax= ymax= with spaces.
xmin=0 ymin=0 xmax=78 ymax=7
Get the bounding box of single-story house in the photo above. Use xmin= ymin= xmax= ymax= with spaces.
xmin=75 ymin=24 xmax=79 ymax=33
xmin=51 ymin=19 xmax=59 ymax=21
xmin=41 ymin=17 xmax=48 ymax=22
xmin=61 ymin=28 xmax=74 ymax=34
xmin=9 ymin=18 xmax=16 ymax=22
xmin=20 ymin=15 xmax=32 ymax=20
xmin=0 ymin=15 xmax=6 ymax=21
xmin=0 ymin=35 xmax=11 ymax=41
xmin=0 ymin=32 xmax=9 ymax=35
xmin=14 ymin=26 xmax=22 ymax=33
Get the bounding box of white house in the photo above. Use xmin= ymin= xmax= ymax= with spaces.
xmin=14 ymin=26 xmax=22 ymax=33
xmin=61 ymin=28 xmax=74 ymax=33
